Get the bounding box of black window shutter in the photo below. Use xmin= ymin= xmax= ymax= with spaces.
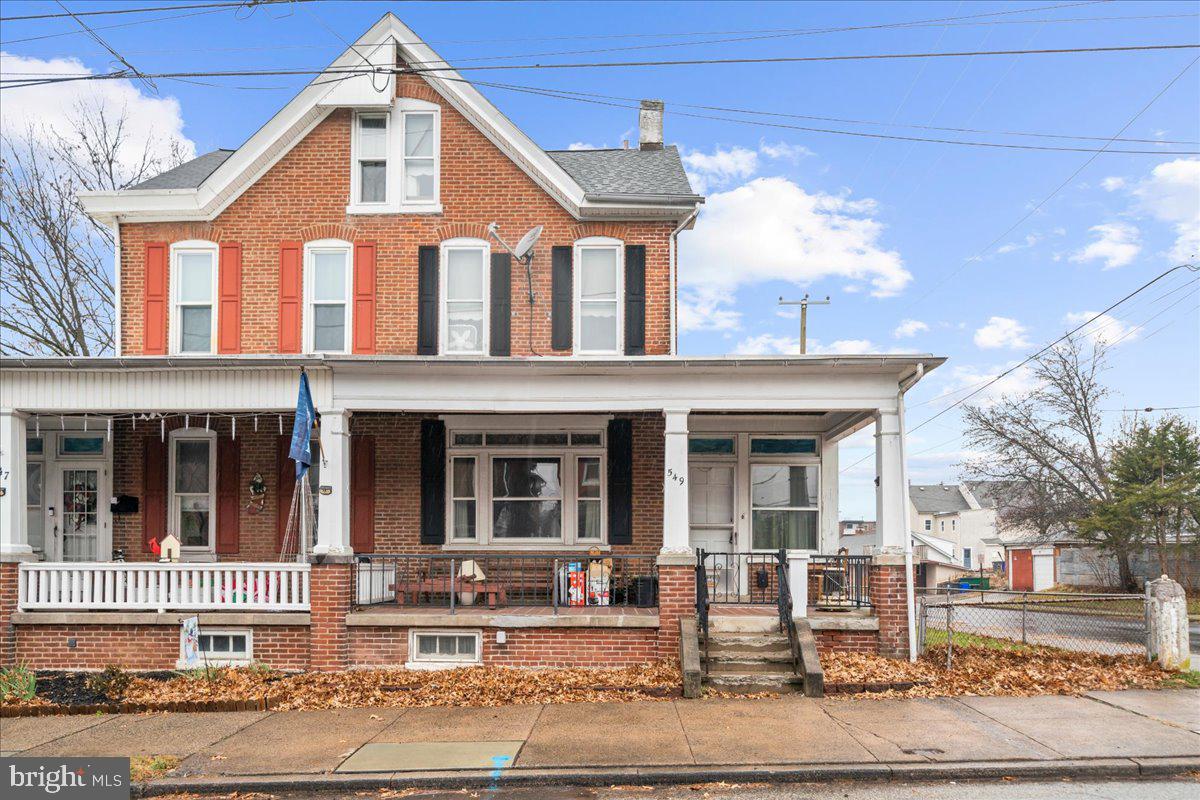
xmin=551 ymin=245 xmax=572 ymax=351
xmin=624 ymin=245 xmax=646 ymax=356
xmin=490 ymin=252 xmax=512 ymax=356
xmin=420 ymin=419 xmax=446 ymax=544
xmin=607 ymin=418 xmax=633 ymax=545
xmin=417 ymin=246 xmax=439 ymax=355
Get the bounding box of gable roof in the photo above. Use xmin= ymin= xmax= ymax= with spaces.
xmin=547 ymin=147 xmax=696 ymax=199
xmin=129 ymin=149 xmax=235 ymax=191
xmin=910 ymin=484 xmax=971 ymax=514
xmin=963 ymin=480 xmax=1007 ymax=509
xmin=80 ymin=13 xmax=702 ymax=224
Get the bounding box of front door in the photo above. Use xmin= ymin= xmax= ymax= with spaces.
xmin=55 ymin=466 xmax=103 ymax=561
xmin=689 ymin=464 xmax=737 ymax=597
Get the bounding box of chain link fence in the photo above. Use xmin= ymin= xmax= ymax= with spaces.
xmin=918 ymin=590 xmax=1148 ymax=666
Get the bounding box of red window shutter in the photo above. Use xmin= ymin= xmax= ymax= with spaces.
xmin=142 ymin=437 xmax=168 ymax=552
xmin=216 ymin=437 xmax=241 ymax=554
xmin=143 ymin=242 xmax=168 ymax=355
xmin=218 ymin=242 xmax=242 ymax=354
xmin=352 ymin=242 xmax=377 ymax=354
xmin=279 ymin=241 xmax=303 ymax=353
xmin=350 ymin=435 xmax=376 ymax=552
xmin=277 ymin=434 xmax=297 ymax=551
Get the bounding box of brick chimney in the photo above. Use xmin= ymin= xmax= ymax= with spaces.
xmin=639 ymin=99 xmax=664 ymax=151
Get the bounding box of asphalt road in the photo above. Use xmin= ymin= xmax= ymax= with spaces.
xmin=152 ymin=779 xmax=1200 ymax=800
xmin=923 ymin=602 xmax=1200 ymax=657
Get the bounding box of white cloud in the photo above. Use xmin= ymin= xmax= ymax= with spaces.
xmin=1132 ymin=158 xmax=1200 ymax=262
xmin=1069 ymin=222 xmax=1141 ymax=269
xmin=1063 ymin=311 xmax=1141 ymax=347
xmin=733 ymin=334 xmax=876 ymax=356
xmin=0 ymin=51 xmax=194 ymax=167
xmin=758 ymin=140 xmax=814 ymax=161
xmin=893 ymin=319 xmax=929 ymax=339
xmin=1101 ymin=176 xmax=1126 ymax=192
xmin=817 ymin=338 xmax=876 ymax=354
xmin=678 ymin=177 xmax=910 ymax=332
xmin=681 ymin=145 xmax=759 ymax=192
xmin=931 ymin=362 xmax=1040 ymax=408
xmin=567 ymin=141 xmax=599 ymax=150
xmin=973 ymin=316 xmax=1030 ymax=350
xmin=679 ymin=295 xmax=741 ymax=333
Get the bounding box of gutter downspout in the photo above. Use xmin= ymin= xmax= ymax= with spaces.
xmin=668 ymin=204 xmax=701 ymax=355
xmin=112 ymin=218 xmax=122 ymax=356
xmin=897 ymin=362 xmax=925 ymax=662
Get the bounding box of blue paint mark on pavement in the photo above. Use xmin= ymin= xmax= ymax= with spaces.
xmin=488 ymin=753 xmax=512 ymax=792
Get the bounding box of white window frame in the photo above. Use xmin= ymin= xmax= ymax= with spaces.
xmin=962 ymin=547 xmax=973 ymax=568
xmin=407 ymin=629 xmax=482 ymax=670
xmin=444 ymin=424 xmax=608 ymax=549
xmin=572 ymin=237 xmax=624 ymax=356
xmin=439 ymin=238 xmax=490 ymax=356
xmin=168 ymin=428 xmax=218 ymax=560
xmin=351 ymin=111 xmax=390 ymax=207
xmin=449 ymin=456 xmax=478 ymax=542
xmin=179 ymin=627 xmax=252 ymax=668
xmin=170 ymin=240 xmax=218 ymax=355
xmin=347 ymin=99 xmax=442 ymax=215
xmin=747 ymin=455 xmax=821 ymax=554
xmin=25 ymin=443 xmax=45 ymax=558
xmin=303 ymin=239 xmax=353 ymax=355
xmin=924 ymin=519 xmax=932 ymax=531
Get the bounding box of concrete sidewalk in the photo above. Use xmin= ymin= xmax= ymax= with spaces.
xmin=2 ymin=689 xmax=1197 ymax=793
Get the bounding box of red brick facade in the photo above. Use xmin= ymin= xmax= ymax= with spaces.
xmin=0 ymin=562 xmax=17 ymax=666
xmin=655 ymin=564 xmax=695 ymax=659
xmin=813 ymin=629 xmax=881 ymax=656
xmin=309 ymin=562 xmax=352 ymax=671
xmin=350 ymin=626 xmax=657 ymax=669
xmin=868 ymin=562 xmax=912 ymax=658
xmin=117 ymin=77 xmax=675 ymax=358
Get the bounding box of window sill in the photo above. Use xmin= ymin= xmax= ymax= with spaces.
xmin=345 ymin=202 xmax=443 ymax=216
xmin=441 ymin=543 xmax=611 ymax=553
xmin=405 ymin=660 xmax=482 ymax=671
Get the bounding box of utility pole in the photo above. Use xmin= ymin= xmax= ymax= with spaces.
xmin=778 ymin=294 xmax=831 ymax=354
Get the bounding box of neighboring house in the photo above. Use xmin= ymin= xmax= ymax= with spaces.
xmin=908 ymin=482 xmax=1009 ymax=570
xmin=0 ymin=13 xmax=944 ymax=672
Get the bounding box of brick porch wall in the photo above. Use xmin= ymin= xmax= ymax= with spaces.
xmin=656 ymin=564 xmax=695 ymax=659
xmin=814 ymin=629 xmax=881 ymax=656
xmin=869 ymin=561 xmax=912 ymax=658
xmin=0 ymin=562 xmax=17 ymax=667
xmin=310 ymin=562 xmax=352 ymax=671
xmin=350 ymin=626 xmax=658 ymax=668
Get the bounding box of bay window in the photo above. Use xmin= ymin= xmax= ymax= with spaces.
xmin=574 ymin=238 xmax=622 ymax=354
xmin=446 ymin=427 xmax=605 ymax=546
xmin=441 ymin=240 xmax=488 ymax=354
xmin=171 ymin=242 xmax=217 ymax=354
xmin=750 ymin=464 xmax=819 ymax=551
xmin=170 ymin=431 xmax=216 ymax=556
xmin=304 ymin=240 xmax=352 ymax=353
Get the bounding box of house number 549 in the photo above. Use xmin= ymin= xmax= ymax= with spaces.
xmin=666 ymin=468 xmax=686 ymax=487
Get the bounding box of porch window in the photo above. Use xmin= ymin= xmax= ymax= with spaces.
xmin=688 ymin=437 xmax=735 ymax=456
xmin=577 ymin=457 xmax=602 ymax=541
xmin=170 ymin=432 xmax=216 ymax=553
xmin=574 ymin=239 xmax=622 ymax=354
xmin=26 ymin=461 xmax=44 ymax=555
xmin=304 ymin=241 xmax=352 ymax=353
xmin=441 ymin=240 xmax=488 ymax=354
xmin=492 ymin=457 xmax=562 ymax=540
xmin=57 ymin=434 xmax=105 ymax=457
xmin=172 ymin=243 xmax=217 ymax=354
xmin=354 ymin=113 xmax=388 ymax=204
xmin=749 ymin=437 xmax=817 ymax=455
xmin=451 ymin=457 xmax=477 ymax=540
xmin=750 ymin=464 xmax=818 ymax=550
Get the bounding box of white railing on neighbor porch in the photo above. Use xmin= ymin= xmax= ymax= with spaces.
xmin=18 ymin=562 xmax=311 ymax=612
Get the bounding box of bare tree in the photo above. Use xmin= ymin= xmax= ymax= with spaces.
xmin=0 ymin=100 xmax=186 ymax=356
xmin=960 ymin=337 xmax=1144 ymax=589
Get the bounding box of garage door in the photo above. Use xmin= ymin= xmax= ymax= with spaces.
xmin=1010 ymin=549 xmax=1033 ymax=591
xmin=1032 ymin=552 xmax=1055 ymax=592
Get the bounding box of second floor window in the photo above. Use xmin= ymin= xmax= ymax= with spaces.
xmin=355 ymin=114 xmax=388 ymax=204
xmin=441 ymin=240 xmax=488 ymax=355
xmin=305 ymin=241 xmax=351 ymax=353
xmin=403 ymin=111 xmax=436 ymax=203
xmin=574 ymin=238 xmax=623 ymax=354
xmin=172 ymin=242 xmax=217 ymax=354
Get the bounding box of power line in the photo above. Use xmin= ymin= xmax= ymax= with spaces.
xmin=0 ymin=0 xmax=310 ymax=21
xmin=0 ymin=5 xmax=231 ymax=45
xmin=53 ymin=0 xmax=157 ymax=94
xmin=896 ymin=55 xmax=1199 ymax=314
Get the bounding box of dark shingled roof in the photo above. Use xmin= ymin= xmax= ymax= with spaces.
xmin=910 ymin=484 xmax=971 ymax=514
xmin=546 ymin=145 xmax=697 ymax=198
xmin=129 ymin=149 xmax=235 ymax=190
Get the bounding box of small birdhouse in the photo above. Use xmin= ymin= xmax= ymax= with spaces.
xmin=160 ymin=533 xmax=181 ymax=563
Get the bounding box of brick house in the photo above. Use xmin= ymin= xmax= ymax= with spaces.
xmin=0 ymin=14 xmax=943 ymax=677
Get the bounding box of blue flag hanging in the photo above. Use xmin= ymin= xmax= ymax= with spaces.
xmin=289 ymin=370 xmax=318 ymax=479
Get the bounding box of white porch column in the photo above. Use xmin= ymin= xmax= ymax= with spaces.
xmin=661 ymin=408 xmax=691 ymax=555
xmin=789 ymin=552 xmax=809 ymax=619
xmin=819 ymin=439 xmax=839 ymax=553
xmin=875 ymin=409 xmax=907 ymax=553
xmin=313 ymin=409 xmax=353 ymax=557
xmin=0 ymin=410 xmax=34 ymax=560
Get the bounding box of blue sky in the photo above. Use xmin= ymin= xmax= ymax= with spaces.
xmin=3 ymin=1 xmax=1198 ymax=519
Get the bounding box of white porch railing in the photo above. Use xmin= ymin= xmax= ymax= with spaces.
xmin=18 ymin=562 xmax=311 ymax=612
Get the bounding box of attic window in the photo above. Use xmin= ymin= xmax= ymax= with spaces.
xmin=355 ymin=114 xmax=388 ymax=204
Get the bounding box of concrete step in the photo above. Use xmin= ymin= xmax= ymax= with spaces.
xmin=704 ymin=660 xmax=797 ymax=676
xmin=708 ymin=615 xmax=780 ymax=634
xmin=704 ymin=633 xmax=791 ymax=653
xmin=703 ymin=673 xmax=804 ymax=694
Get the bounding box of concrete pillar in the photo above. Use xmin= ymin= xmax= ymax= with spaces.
xmin=313 ymin=409 xmax=352 ymax=557
xmin=661 ymin=408 xmax=690 ymax=555
xmin=1147 ymin=576 xmax=1191 ymax=671
xmin=874 ymin=410 xmax=906 ymax=554
xmin=0 ymin=410 xmax=34 ymax=561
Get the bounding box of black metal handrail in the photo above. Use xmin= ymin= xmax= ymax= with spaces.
xmin=698 ymin=550 xmax=786 ymax=605
xmin=810 ymin=555 xmax=872 ymax=609
xmin=696 ymin=551 xmax=711 ymax=676
xmin=774 ymin=548 xmax=801 ymax=675
xmin=355 ymin=553 xmax=658 ymax=612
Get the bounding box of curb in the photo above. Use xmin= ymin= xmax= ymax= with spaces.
xmin=135 ymin=755 xmax=1200 ymax=796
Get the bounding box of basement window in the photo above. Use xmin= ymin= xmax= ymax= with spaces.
xmin=179 ymin=628 xmax=252 ymax=667
xmin=408 ymin=629 xmax=482 ymax=669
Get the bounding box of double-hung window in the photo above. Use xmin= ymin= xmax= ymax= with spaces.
xmin=305 ymin=240 xmax=351 ymax=353
xmin=574 ymin=238 xmax=622 ymax=354
xmin=402 ymin=111 xmax=437 ymax=203
xmin=170 ymin=430 xmax=216 ymax=556
xmin=172 ymin=242 xmax=217 ymax=354
xmin=750 ymin=464 xmax=819 ymax=551
xmin=446 ymin=428 xmax=606 ymax=546
xmin=441 ymin=239 xmax=488 ymax=354
xmin=355 ymin=113 xmax=388 ymax=204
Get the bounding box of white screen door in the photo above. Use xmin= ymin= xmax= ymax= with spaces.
xmin=59 ymin=467 xmax=100 ymax=562
xmin=688 ymin=464 xmax=735 ymax=553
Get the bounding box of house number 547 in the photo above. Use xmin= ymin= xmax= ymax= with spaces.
xmin=666 ymin=468 xmax=686 ymax=487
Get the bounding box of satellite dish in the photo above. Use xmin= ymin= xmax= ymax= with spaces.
xmin=514 ymin=225 xmax=543 ymax=261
